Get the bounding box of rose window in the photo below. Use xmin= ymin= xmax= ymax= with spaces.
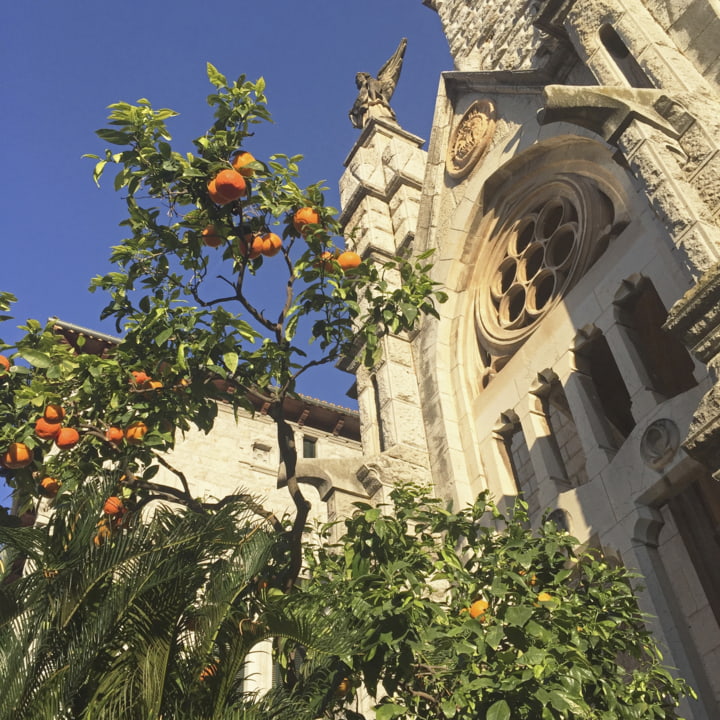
xmin=474 ymin=174 xmax=623 ymax=388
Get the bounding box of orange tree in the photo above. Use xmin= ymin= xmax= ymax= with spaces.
xmin=297 ymin=485 xmax=695 ymax=720
xmin=0 ymin=63 xmax=442 ymax=581
xmin=0 ymin=64 xmax=443 ymax=719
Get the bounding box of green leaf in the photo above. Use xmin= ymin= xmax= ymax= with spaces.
xmin=486 ymin=626 xmax=504 ymax=650
xmin=400 ymin=302 xmax=418 ymax=325
xmin=92 ymin=159 xmax=107 ymax=186
xmin=207 ymin=63 xmax=227 ymax=89
xmin=549 ymin=690 xmax=575 ymax=712
xmin=18 ymin=349 xmax=51 ymax=368
xmin=365 ymin=508 xmax=380 ymax=522
xmin=375 ymin=703 xmax=406 ymax=720
xmin=154 ymin=328 xmax=173 ymax=346
xmin=440 ymin=699 xmax=457 ymax=717
xmin=505 ymin=605 xmax=533 ymax=627
xmin=96 ymin=128 xmax=131 ymax=145
xmin=223 ymin=352 xmax=239 ymax=375
xmin=487 ymin=699 xmax=511 ymax=720
xmin=176 ymin=343 xmax=187 ymax=370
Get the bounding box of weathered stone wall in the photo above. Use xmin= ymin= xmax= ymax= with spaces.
xmin=642 ymin=0 xmax=720 ymax=87
xmin=423 ymin=0 xmax=550 ymax=72
xmin=425 ymin=0 xmax=720 ymax=87
xmin=325 ymin=3 xmax=720 ymax=714
xmin=157 ymin=401 xmax=363 ymax=523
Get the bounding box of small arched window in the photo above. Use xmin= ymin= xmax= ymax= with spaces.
xmin=599 ymin=24 xmax=654 ymax=89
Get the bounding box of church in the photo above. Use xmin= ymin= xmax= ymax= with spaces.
xmin=322 ymin=0 xmax=720 ymax=717
xmin=28 ymin=1 xmax=720 ymax=715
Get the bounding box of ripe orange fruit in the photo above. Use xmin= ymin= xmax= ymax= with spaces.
xmin=231 ymin=151 xmax=256 ymax=177
xmin=2 ymin=442 xmax=33 ymax=470
xmin=44 ymin=405 xmax=65 ymax=423
xmin=469 ymin=599 xmax=489 ymax=619
xmin=35 ymin=417 xmax=61 ymax=440
xmin=207 ymin=177 xmax=233 ymax=205
xmin=236 ymin=234 xmax=261 ymax=260
xmin=256 ymin=232 xmax=282 ymax=257
xmin=0 ymin=355 xmax=11 ymax=373
xmin=202 ymin=224 xmax=224 ymax=248
xmin=145 ymin=380 xmax=163 ymax=391
xmin=293 ymin=206 xmax=320 ymax=234
xmin=39 ymin=476 xmax=61 ymax=498
xmin=213 ymin=169 xmax=247 ymax=201
xmin=536 ymin=591 xmax=553 ymax=603
xmin=250 ymin=235 xmax=266 ymax=258
xmin=125 ymin=421 xmax=148 ymax=445
xmin=337 ymin=251 xmax=361 ymax=271
xmin=55 ymin=427 xmax=80 ymax=450
xmin=315 ymin=250 xmax=336 ymax=272
xmin=105 ymin=426 xmax=124 ymax=444
xmin=131 ymin=370 xmax=151 ymax=386
xmin=103 ymin=496 xmax=124 ymax=516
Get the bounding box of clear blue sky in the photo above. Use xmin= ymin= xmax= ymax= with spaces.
xmin=1 ymin=0 xmax=452 ymax=405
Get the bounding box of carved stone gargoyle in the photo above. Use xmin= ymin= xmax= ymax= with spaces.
xmin=537 ymin=85 xmax=694 ymax=144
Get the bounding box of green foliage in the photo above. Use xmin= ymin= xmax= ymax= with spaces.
xmin=0 ymin=480 xmax=355 ymax=720
xmin=83 ymin=62 xmax=445 ymax=394
xmin=299 ymin=485 xmax=694 ymax=719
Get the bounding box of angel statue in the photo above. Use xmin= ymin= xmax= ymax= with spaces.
xmin=349 ymin=38 xmax=408 ymax=129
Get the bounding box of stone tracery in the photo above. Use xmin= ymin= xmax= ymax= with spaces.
xmin=471 ymin=159 xmax=629 ymax=390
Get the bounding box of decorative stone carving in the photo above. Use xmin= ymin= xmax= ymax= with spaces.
xmin=474 ymin=173 xmax=622 ymax=388
xmin=538 ymin=86 xmax=694 ymax=145
xmin=446 ymin=99 xmax=496 ymax=179
xmin=665 ymin=260 xmax=720 ymax=475
xmin=348 ymin=38 xmax=407 ymax=130
xmin=640 ymin=418 xmax=681 ymax=471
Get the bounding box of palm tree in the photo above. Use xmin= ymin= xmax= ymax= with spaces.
xmin=0 ymin=477 xmax=354 ymax=720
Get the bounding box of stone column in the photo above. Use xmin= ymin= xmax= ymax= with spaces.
xmin=339 ymin=117 xmax=427 ymax=257
xmin=339 ymin=118 xmax=430 ymax=462
xmin=629 ymin=506 xmax=718 ymax=720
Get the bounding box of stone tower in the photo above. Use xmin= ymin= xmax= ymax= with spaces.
xmin=339 ymin=1 xmax=720 ymax=717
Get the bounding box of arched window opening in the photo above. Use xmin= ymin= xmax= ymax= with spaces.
xmin=599 ymin=24 xmax=654 ymax=89
xmin=576 ymin=330 xmax=635 ymax=447
xmin=616 ymin=277 xmax=697 ymax=399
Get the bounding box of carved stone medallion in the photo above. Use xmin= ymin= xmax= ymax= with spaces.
xmin=446 ymin=99 xmax=496 ymax=179
xmin=640 ymin=418 xmax=680 ymax=471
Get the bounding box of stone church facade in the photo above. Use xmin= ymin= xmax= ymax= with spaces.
xmin=36 ymin=3 xmax=720 ymax=714
xmin=332 ymin=1 xmax=720 ymax=717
